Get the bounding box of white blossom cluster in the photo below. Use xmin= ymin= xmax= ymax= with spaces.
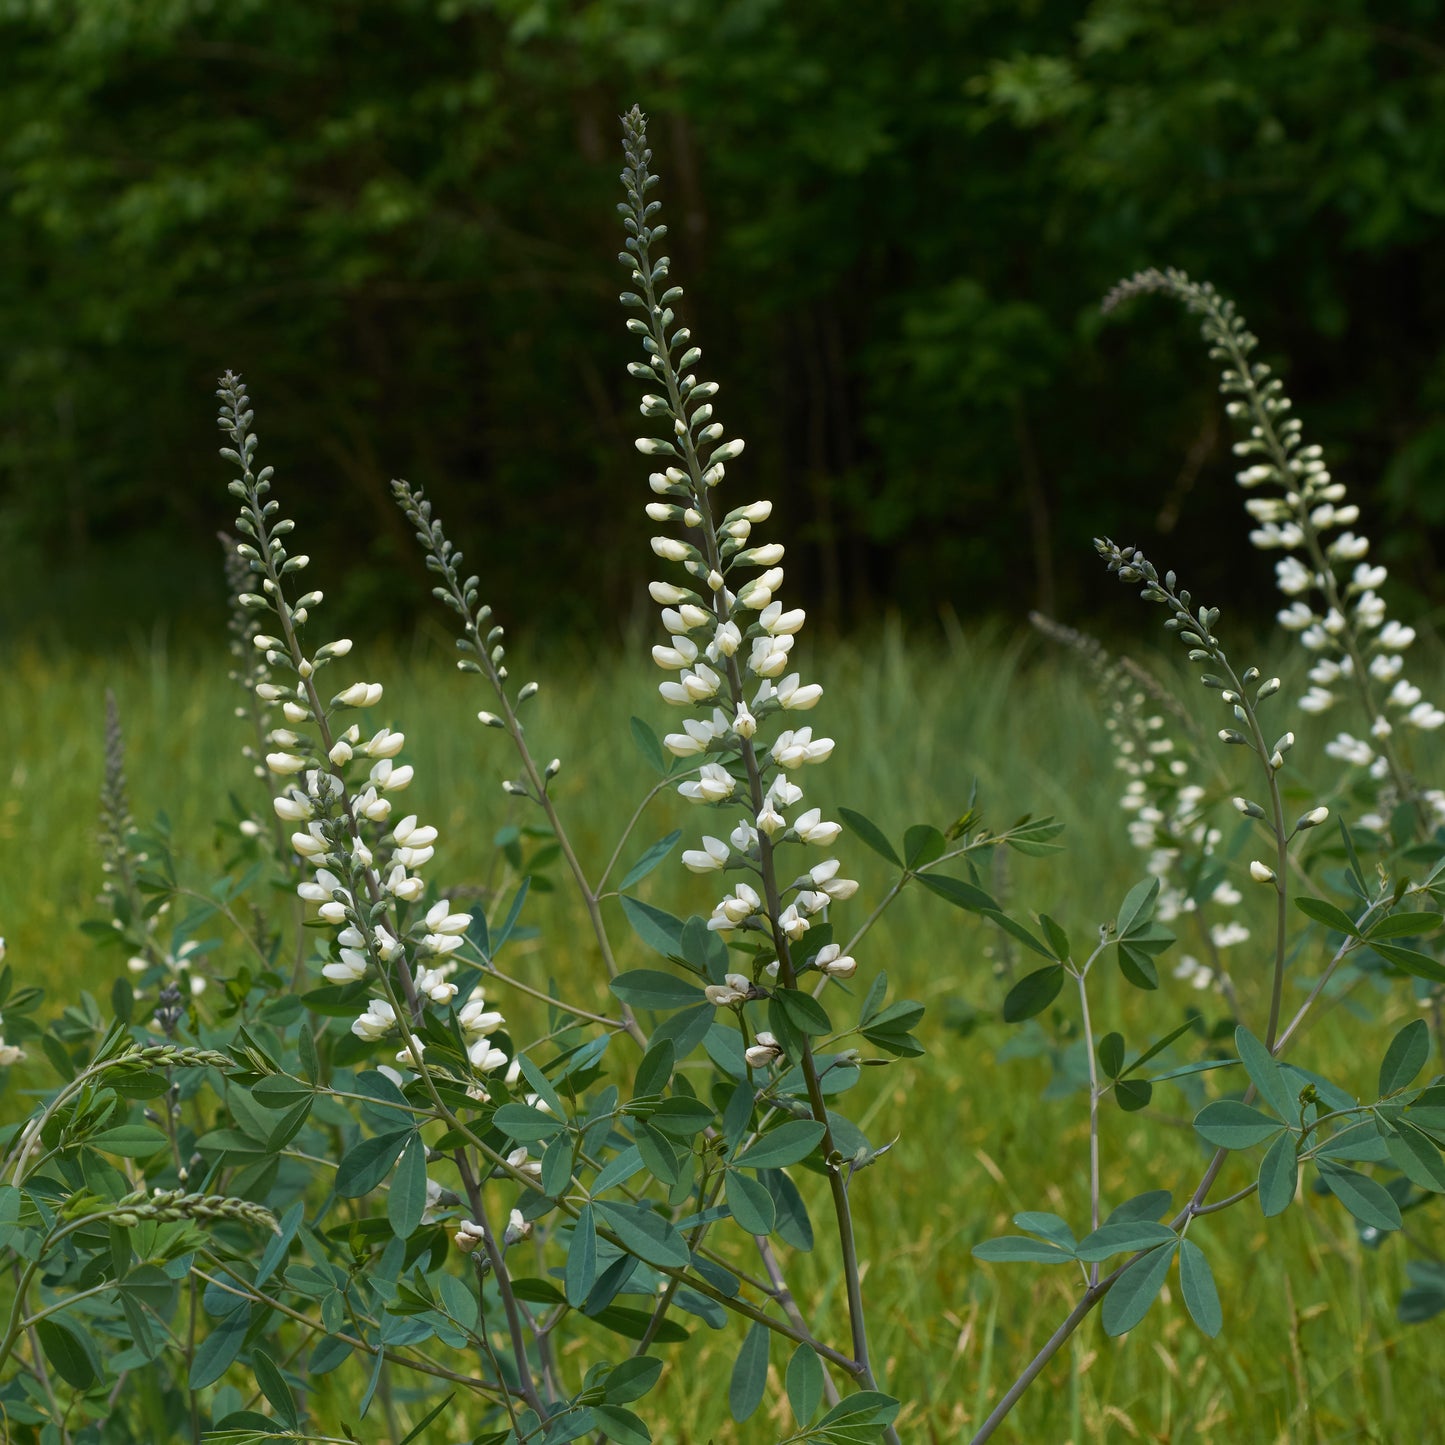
xmin=620 ymin=114 xmax=858 ymax=1046
xmin=218 ymin=373 xmax=510 ymax=1096
xmin=1034 ymin=616 xmax=1244 ymax=993
xmin=1107 ymin=270 xmax=1443 ymax=795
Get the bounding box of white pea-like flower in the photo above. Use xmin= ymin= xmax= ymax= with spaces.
xmin=469 ymin=1037 xmax=509 ymax=1073
xmin=1275 ymin=557 xmax=1312 ymax=596
xmin=504 ymin=1208 xmax=531 ymax=1246
xmin=705 ymin=972 xmax=752 ymax=1006
xmin=266 ymin=752 xmax=307 ymax=775
xmin=682 ymin=836 xmax=730 ymax=873
xmin=793 ymin=808 xmax=842 ymax=845
xmin=1407 ymin=701 xmax=1445 ymax=730
xmin=274 ymin=794 xmax=311 ymax=822
xmin=1325 ymin=732 xmax=1375 ymax=766
xmin=707 ymin=884 xmax=761 ymax=932
xmin=454 ymin=1218 xmax=486 ymax=1253
xmin=774 ymin=674 xmax=823 ymax=710
xmin=744 ymin=1032 xmax=783 ymax=1068
xmin=1298 ymin=687 xmax=1335 ymax=714
xmin=458 ymin=996 xmax=504 ymax=1037
xmin=425 ymin=900 xmax=473 ymax=935
xmin=678 ymin=762 xmax=735 ymax=804
xmin=323 ymin=949 xmax=369 ymax=984
xmin=362 ymin=727 xmax=406 ymax=758
xmin=1378 ymin=620 xmax=1416 ymax=651
xmin=415 ymin=965 xmax=459 ymax=1005
xmin=1249 ymin=860 xmax=1276 ymax=884
xmin=815 ymin=944 xmax=857 ymax=979
xmin=335 ymin=682 xmax=384 ymax=708
xmin=1370 ymin=654 xmax=1404 ymax=682
xmin=351 ymin=998 xmax=397 ymax=1041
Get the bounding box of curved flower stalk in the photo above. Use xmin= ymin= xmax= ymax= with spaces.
xmin=1095 ymin=541 xmax=1333 ymax=1046
xmin=388 ymin=478 xmax=650 ymax=1050
xmin=617 ymin=108 xmax=893 ymax=1418
xmin=215 ymin=375 xmax=511 ymax=1099
xmin=1030 ymin=615 xmax=1244 ymax=1000
xmin=1104 ymin=269 xmax=1443 ymax=819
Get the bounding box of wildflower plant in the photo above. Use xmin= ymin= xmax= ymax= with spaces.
xmin=0 ymin=106 xmax=1444 ymax=1445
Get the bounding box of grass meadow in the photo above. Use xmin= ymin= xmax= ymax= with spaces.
xmin=2 ymin=619 xmax=1439 ymax=1443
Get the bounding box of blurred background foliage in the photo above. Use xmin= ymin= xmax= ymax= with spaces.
xmin=4 ymin=0 xmax=1445 ymax=644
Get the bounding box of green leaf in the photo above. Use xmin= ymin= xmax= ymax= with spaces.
xmin=619 ymin=831 xmax=683 ymax=891
xmin=591 ymin=1306 xmax=689 ymax=1343
xmin=786 ymin=1343 xmax=824 ymax=1426
xmin=1366 ymin=910 xmax=1442 ymax=940
xmin=1076 ymin=1221 xmax=1176 ymax=1262
xmin=774 ymin=988 xmax=832 ymax=1035
xmin=838 ymin=808 xmax=900 ymax=866
xmin=1103 ymin=1191 xmax=1171 ymax=1226
xmin=1316 ymin=1161 xmax=1402 ymax=1231
xmin=336 ymin=1129 xmax=412 ymax=1198
xmin=618 ymin=897 xmax=687 ymax=961
xmin=1193 ymin=1100 xmax=1283 ymax=1150
xmin=1097 ymin=1032 xmax=1124 ymax=1078
xmin=1294 ymin=896 xmax=1361 ymax=936
xmin=1369 ymin=942 xmax=1445 ymax=984
xmin=595 ymin=1201 xmax=690 ymax=1268
xmin=1235 ymin=1026 xmax=1296 ymax=1121
xmin=610 ymin=969 xmax=703 ymax=1010
xmin=633 ymin=1038 xmax=676 ymax=1099
xmin=592 ymin=1406 xmax=652 ymax=1445
xmin=1257 ymin=1131 xmax=1298 ymax=1218
xmin=388 ymin=1134 xmax=428 ymax=1239
xmin=1116 ymin=941 xmax=1160 ymax=990
xmin=565 ymin=1205 xmax=597 ymax=1307
xmin=36 ymin=1317 xmax=101 ymax=1390
xmin=816 ymin=1391 xmax=901 ymax=1431
xmin=903 ymin=823 xmax=945 ymax=868
xmin=735 ymin=1120 xmax=826 ymax=1170
xmin=604 ymin=1355 xmax=664 ymax=1405
xmin=1002 ymin=965 xmax=1063 ymax=1022
xmin=630 ymin=717 xmax=667 ymax=774
xmin=1120 ymin=1018 xmax=1196 ymax=1077
xmin=1115 ymin=876 xmax=1160 ymax=938
xmin=1379 ymin=1018 xmax=1431 ymax=1097
xmin=252 ymin=1347 xmax=299 ymax=1429
xmin=1115 ymin=1078 xmax=1153 ymax=1112
xmin=1039 ymin=913 xmax=1071 ymax=962
xmin=541 ymin=1134 xmax=574 ymax=1198
xmin=1101 ymin=1242 xmax=1177 ymax=1336
xmin=1178 ymin=1239 xmax=1222 ymax=1337
xmin=1005 ymin=816 xmax=1066 ymax=855
xmin=982 ymin=909 xmax=1055 ymax=959
xmin=399 ymin=1393 xmax=456 ymax=1445
xmin=971 ymin=1236 xmax=1076 ymax=1264
xmin=1012 ymin=1211 xmax=1077 ymax=1250
xmin=1385 ymin=1124 xmax=1445 ymax=1192
xmin=726 ymin=1170 xmax=776 ymax=1236
xmin=915 ymin=873 xmax=996 ymax=912
xmin=728 ymin=1320 xmax=770 ymax=1423
xmin=190 ymin=1305 xmax=251 ymax=1388
xmin=493 ymin=1103 xmax=565 ymax=1142
xmin=515 ymin=1052 xmax=567 ymax=1120
xmin=88 ymin=1124 xmax=169 ymax=1158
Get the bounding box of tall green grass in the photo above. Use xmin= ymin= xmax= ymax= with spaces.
xmin=2 ymin=626 xmax=1438 ymax=1441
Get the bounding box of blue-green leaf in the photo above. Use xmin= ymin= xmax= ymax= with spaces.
xmin=729 ymin=1321 xmax=770 ymax=1422
xmin=1178 ymin=1239 xmax=1222 ymax=1337
xmin=1101 ymin=1242 xmax=1177 ymax=1336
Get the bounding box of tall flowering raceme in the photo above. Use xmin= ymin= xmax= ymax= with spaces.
xmin=215 ymin=376 xmax=511 ymax=1115
xmin=1105 ymin=270 xmax=1445 ymax=827
xmin=1031 ymin=615 xmax=1247 ymax=998
xmin=617 ymin=114 xmax=858 ymax=1006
